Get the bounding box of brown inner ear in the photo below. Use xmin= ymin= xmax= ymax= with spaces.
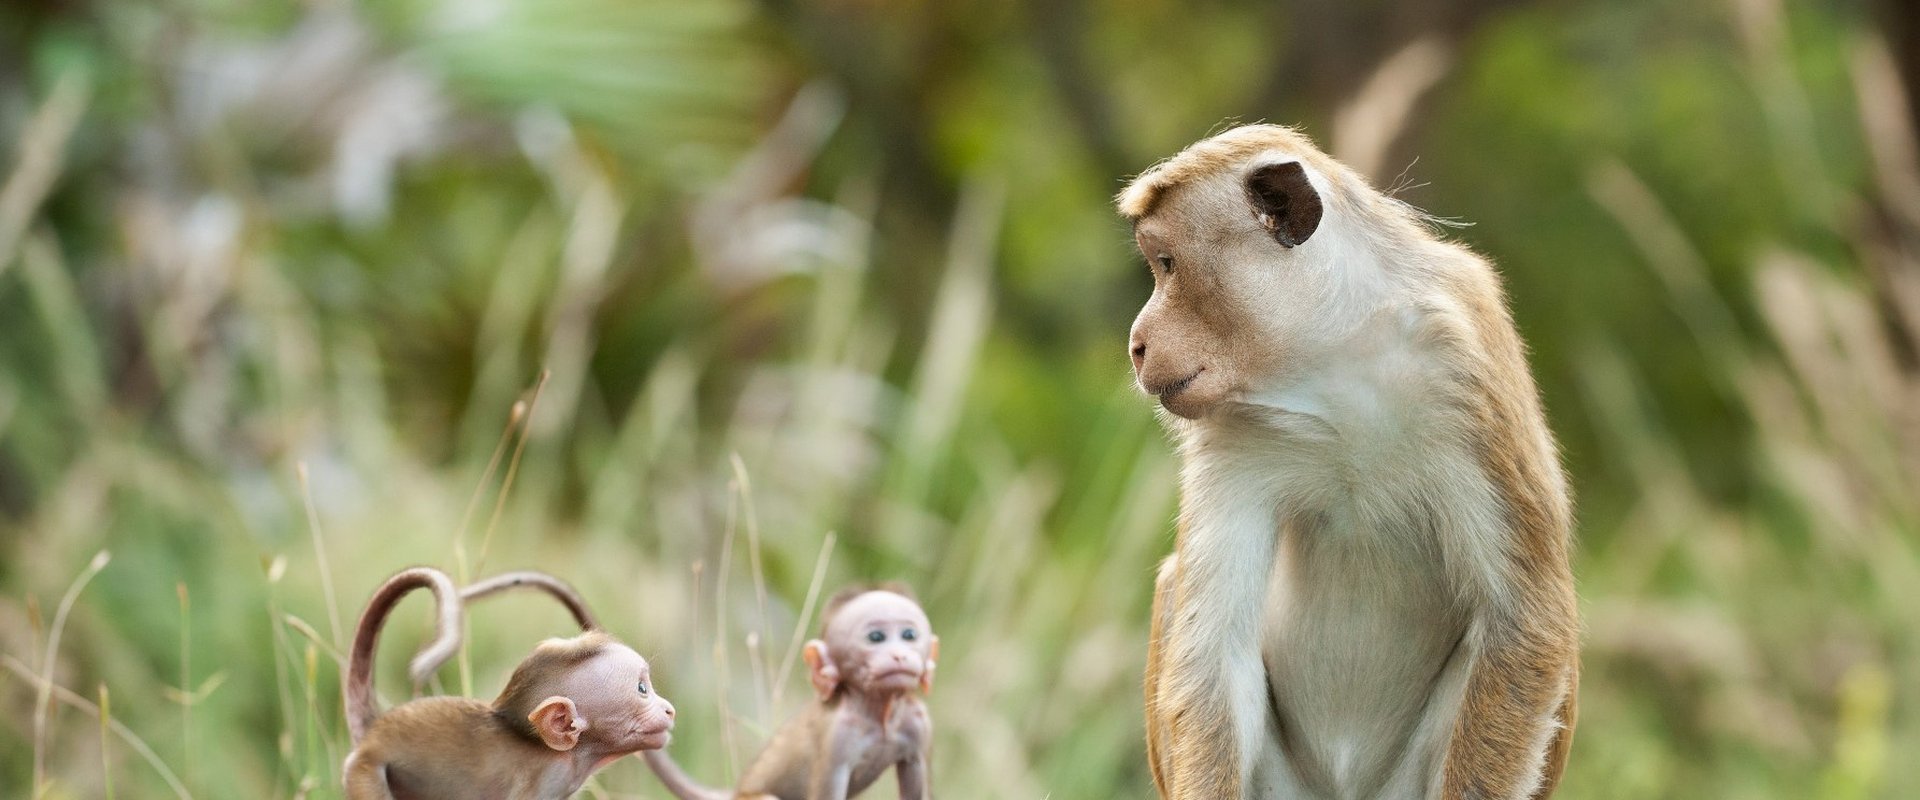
xmin=1246 ymin=161 xmax=1323 ymax=248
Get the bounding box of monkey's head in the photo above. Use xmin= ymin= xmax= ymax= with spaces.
xmin=493 ymin=631 xmax=677 ymax=755
xmin=803 ymin=588 xmax=938 ymax=701
xmin=1120 ymin=125 xmax=1385 ymax=420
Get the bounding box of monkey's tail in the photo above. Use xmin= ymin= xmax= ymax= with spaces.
xmin=461 ymin=571 xmax=601 ymax=632
xmin=396 ymin=570 xmax=603 ymax=683
xmin=642 ymin=749 xmax=735 ymax=800
xmin=345 ymin=567 xmax=463 ymax=745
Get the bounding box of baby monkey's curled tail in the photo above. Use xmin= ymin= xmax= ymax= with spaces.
xmin=400 ymin=569 xmax=603 ymax=681
xmin=344 ymin=567 xmax=463 ymax=744
xmin=460 ymin=570 xmax=601 ymax=630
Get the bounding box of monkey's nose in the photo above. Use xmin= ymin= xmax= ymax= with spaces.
xmin=662 ymin=700 xmax=676 ymax=718
xmin=1130 ymin=341 xmax=1147 ymax=371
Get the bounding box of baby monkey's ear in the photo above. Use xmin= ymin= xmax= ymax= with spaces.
xmin=1245 ymin=160 xmax=1323 ymax=248
xmin=530 ymin=696 xmax=585 ymax=751
xmin=803 ymin=640 xmax=840 ymax=701
xmin=921 ymin=635 xmax=941 ymax=694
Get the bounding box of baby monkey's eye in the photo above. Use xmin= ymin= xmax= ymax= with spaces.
xmin=866 ymin=630 xmax=886 ymax=643
xmin=637 ymin=681 xmax=650 ymax=696
xmin=1156 ymin=254 xmax=1174 ymax=274
xmin=900 ymin=628 xmax=917 ymax=641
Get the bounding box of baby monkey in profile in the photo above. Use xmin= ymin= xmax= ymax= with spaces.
xmin=646 ymin=585 xmax=938 ymax=800
xmin=342 ymin=567 xmax=676 ymax=799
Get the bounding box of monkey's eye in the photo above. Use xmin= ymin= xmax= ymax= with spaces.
xmin=900 ymin=628 xmax=918 ymax=641
xmin=637 ymin=681 xmax=650 ymax=696
xmin=1156 ymin=254 xmax=1174 ymax=274
xmin=866 ymin=630 xmax=886 ymax=643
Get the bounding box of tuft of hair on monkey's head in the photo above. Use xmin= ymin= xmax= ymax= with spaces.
xmin=816 ymin=581 xmax=919 ymax=637
xmin=491 ymin=631 xmax=616 ymax=735
xmin=804 ymin=582 xmax=938 ymax=701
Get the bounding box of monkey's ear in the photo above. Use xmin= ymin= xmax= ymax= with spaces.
xmin=530 ymin=696 xmax=586 ymax=751
xmin=920 ymin=635 xmax=940 ymax=694
xmin=803 ymin=639 xmax=840 ymax=701
xmin=1245 ymin=161 xmax=1323 ymax=248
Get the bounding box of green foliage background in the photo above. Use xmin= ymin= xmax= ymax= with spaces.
xmin=1 ymin=0 xmax=1915 ymax=797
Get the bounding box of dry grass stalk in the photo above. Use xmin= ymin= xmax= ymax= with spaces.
xmin=296 ymin=463 xmax=345 ymax=650
xmin=3 ymin=655 xmax=189 ymax=800
xmin=0 ymin=72 xmax=88 ymax=281
xmin=31 ymin=549 xmax=110 ymax=799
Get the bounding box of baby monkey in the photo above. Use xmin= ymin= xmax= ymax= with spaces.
xmin=645 ymin=585 xmax=938 ymax=800
xmin=342 ymin=567 xmax=676 ymax=799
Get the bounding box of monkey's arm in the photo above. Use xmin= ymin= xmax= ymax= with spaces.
xmin=1155 ymin=519 xmax=1278 ymax=800
xmin=805 ymin=718 xmax=857 ymax=800
xmin=895 ymin=750 xmax=930 ymax=800
xmin=1142 ymin=555 xmax=1177 ymax=798
xmin=1440 ymin=596 xmax=1579 ymax=800
xmin=808 ymin=761 xmax=852 ymax=800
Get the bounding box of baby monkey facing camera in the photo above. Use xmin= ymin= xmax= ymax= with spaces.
xmin=646 ymin=584 xmax=938 ymax=800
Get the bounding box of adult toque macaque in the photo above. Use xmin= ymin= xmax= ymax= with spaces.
xmin=1124 ymin=125 xmax=1579 ymax=800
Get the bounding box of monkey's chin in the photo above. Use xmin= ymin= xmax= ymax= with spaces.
xmin=1157 ymin=387 xmax=1222 ymax=420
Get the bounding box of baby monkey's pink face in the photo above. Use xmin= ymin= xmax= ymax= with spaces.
xmin=569 ymin=645 xmax=677 ymax=751
xmin=820 ymin=591 xmax=937 ymax=696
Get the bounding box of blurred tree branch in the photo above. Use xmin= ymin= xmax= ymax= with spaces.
xmin=1254 ymin=0 xmax=1525 ymax=115
xmin=753 ymin=0 xmax=966 ymax=328
xmin=1880 ymin=0 xmax=1920 ymax=146
xmin=756 ymin=0 xmax=956 ymax=218
xmin=1025 ymin=0 xmax=1133 ymax=180
xmin=1245 ymin=0 xmax=1528 ymax=181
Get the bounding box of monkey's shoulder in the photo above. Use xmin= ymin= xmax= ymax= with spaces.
xmin=734 ymin=705 xmax=833 ymax=795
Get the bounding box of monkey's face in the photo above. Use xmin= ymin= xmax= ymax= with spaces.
xmin=572 ymin=645 xmax=677 ymax=752
xmin=1128 ymin=157 xmax=1345 ymax=420
xmin=824 ymin=591 xmax=937 ymax=696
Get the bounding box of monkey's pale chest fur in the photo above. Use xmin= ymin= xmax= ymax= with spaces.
xmin=1176 ymin=361 xmax=1499 ymax=799
xmin=1263 ymin=509 xmax=1470 ymax=793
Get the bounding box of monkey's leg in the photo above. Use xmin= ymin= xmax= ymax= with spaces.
xmin=1439 ymin=615 xmax=1578 ymax=800
xmin=1159 ymin=523 xmax=1276 ymax=800
xmin=1143 ymin=555 xmax=1178 ymax=798
xmin=896 ymin=752 xmax=930 ymax=800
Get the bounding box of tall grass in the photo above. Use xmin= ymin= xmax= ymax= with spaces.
xmin=0 ymin=0 xmax=1915 ymax=798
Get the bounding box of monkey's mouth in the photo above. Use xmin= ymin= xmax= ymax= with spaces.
xmin=1150 ymin=368 xmax=1216 ymax=418
xmin=1147 ymin=368 xmax=1205 ymax=405
xmin=1145 ymin=368 xmax=1202 ymax=398
xmin=636 ymin=723 xmax=673 ymax=746
xmin=869 ymin=667 xmax=922 ymax=685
